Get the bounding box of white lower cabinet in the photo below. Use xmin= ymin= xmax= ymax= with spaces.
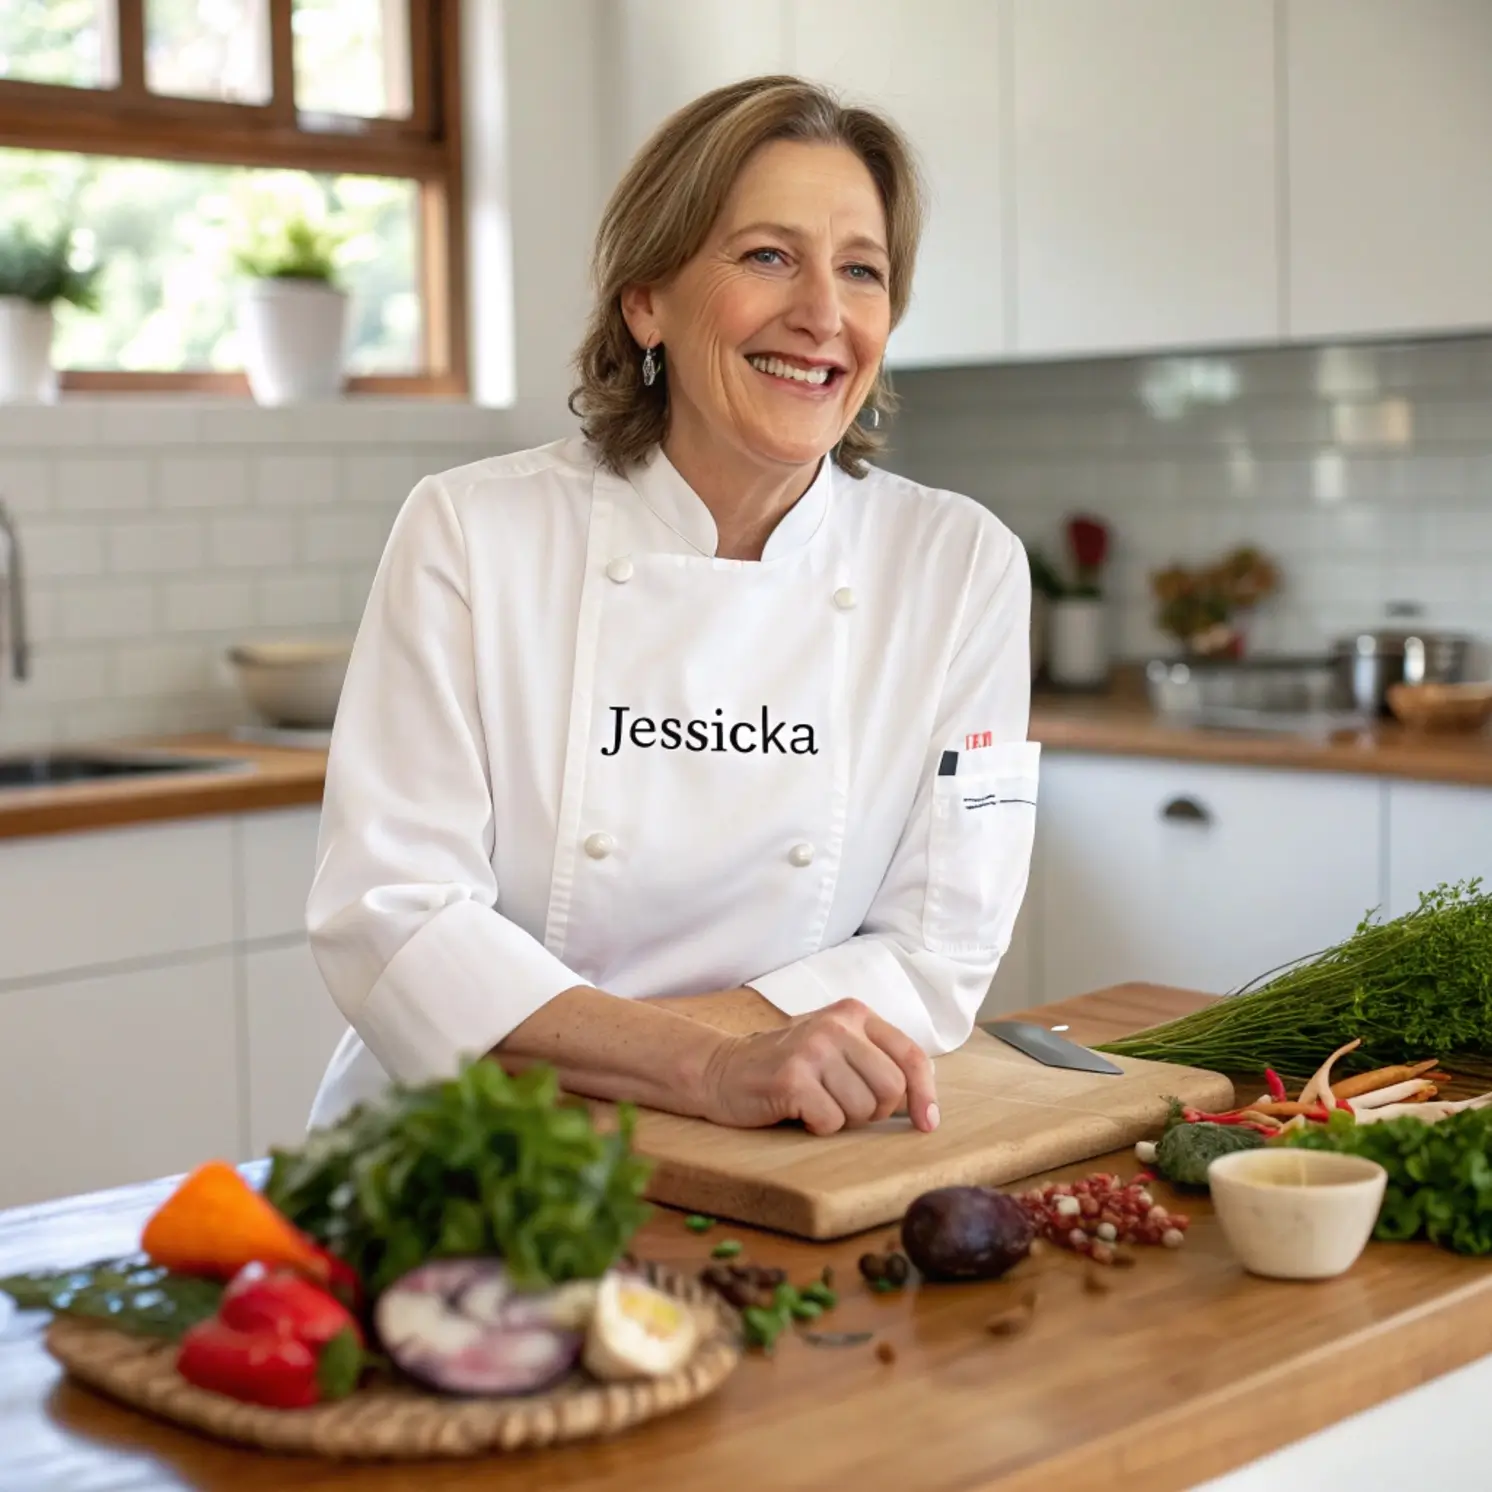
xmin=1036 ymin=755 xmax=1383 ymax=1003
xmin=244 ymin=939 xmax=348 ymax=1157
xmin=1386 ymin=781 xmax=1492 ymax=917
xmin=0 ymin=952 xmax=240 ymax=1209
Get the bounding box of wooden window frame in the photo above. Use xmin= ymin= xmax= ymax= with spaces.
xmin=0 ymin=0 xmax=467 ymax=398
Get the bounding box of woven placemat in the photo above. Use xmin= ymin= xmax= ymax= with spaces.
xmin=46 ymin=1262 xmax=742 ymax=1460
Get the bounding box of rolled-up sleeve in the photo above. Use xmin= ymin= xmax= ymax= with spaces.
xmin=306 ymin=476 xmax=584 ymax=1084
xmin=749 ymin=531 xmax=1036 ymax=1055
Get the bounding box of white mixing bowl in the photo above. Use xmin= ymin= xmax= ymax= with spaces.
xmin=227 ymin=640 xmax=352 ymax=729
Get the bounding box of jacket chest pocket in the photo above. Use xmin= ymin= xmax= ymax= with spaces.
xmin=922 ymin=741 xmax=1040 ymax=958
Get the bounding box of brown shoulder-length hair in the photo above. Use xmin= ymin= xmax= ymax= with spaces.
xmin=570 ymin=75 xmax=924 ymax=480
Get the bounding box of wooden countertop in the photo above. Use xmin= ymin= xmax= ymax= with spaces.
xmin=1032 ymin=686 xmax=1492 ymax=786
xmin=3 ymin=983 xmax=1489 ymax=1492
xmin=0 ymin=736 xmax=326 ymax=841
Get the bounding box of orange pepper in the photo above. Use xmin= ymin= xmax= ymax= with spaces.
xmin=141 ymin=1161 xmax=331 ymax=1283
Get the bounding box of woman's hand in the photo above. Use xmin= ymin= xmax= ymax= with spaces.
xmin=700 ymin=998 xmax=940 ymax=1136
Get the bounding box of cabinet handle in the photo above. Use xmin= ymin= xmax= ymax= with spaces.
xmin=1161 ymin=796 xmax=1212 ymax=825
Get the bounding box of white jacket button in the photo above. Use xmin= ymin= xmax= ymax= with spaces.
xmin=788 ymin=842 xmax=815 ymax=867
xmin=833 ymin=586 xmax=856 ymax=610
xmin=606 ymin=556 xmax=635 ymax=583
xmin=583 ymin=832 xmax=615 ymax=860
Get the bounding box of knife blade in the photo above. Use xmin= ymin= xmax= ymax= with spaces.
xmin=978 ymin=1020 xmax=1123 ymax=1075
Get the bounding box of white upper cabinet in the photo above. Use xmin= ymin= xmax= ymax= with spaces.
xmin=1010 ymin=0 xmax=1279 ymax=357
xmin=606 ymin=1 xmax=789 ymax=176
xmin=793 ymin=1 xmax=1007 ymax=367
xmin=1286 ymin=0 xmax=1492 ymax=341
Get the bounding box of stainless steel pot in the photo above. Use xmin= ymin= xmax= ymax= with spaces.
xmin=1331 ymin=629 xmax=1471 ymax=716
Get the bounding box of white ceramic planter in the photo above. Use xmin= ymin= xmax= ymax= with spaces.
xmin=237 ymin=278 xmax=349 ymax=406
xmin=1047 ymin=596 xmax=1111 ymax=689
xmin=0 ymin=298 xmax=57 ymax=405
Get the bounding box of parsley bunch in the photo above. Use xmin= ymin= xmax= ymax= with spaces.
xmin=1285 ymin=1108 xmax=1492 ymax=1255
xmin=265 ymin=1060 xmax=653 ymax=1294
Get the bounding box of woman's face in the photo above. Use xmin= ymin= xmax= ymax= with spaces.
xmin=625 ymin=139 xmax=893 ymax=475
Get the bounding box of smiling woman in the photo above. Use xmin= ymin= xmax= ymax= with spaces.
xmin=306 ymin=75 xmax=1038 ymax=1147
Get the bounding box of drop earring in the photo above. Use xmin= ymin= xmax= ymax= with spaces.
xmin=862 ymin=404 xmax=881 ymax=429
xmin=641 ymin=343 xmax=660 ymax=387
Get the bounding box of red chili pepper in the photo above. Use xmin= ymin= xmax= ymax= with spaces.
xmin=177 ymin=1318 xmax=363 ymax=1409
xmin=220 ymin=1265 xmax=364 ymax=1349
xmin=1264 ymin=1068 xmax=1288 ymax=1103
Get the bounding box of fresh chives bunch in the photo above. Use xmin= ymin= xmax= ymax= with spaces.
xmin=1097 ymin=881 xmax=1492 ymax=1082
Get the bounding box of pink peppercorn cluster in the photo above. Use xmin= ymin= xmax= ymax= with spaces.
xmin=1016 ymin=1173 xmax=1189 ymax=1265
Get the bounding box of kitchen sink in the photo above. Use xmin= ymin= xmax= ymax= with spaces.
xmin=0 ymin=752 xmax=251 ymax=789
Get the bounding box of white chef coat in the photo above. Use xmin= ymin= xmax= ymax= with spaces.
xmin=305 ymin=435 xmax=1038 ymax=1127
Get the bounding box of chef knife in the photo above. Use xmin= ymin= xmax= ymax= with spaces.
xmin=978 ymin=1020 xmax=1123 ymax=1075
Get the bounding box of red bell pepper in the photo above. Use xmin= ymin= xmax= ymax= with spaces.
xmin=177 ymin=1318 xmax=362 ymax=1409
xmin=220 ymin=1265 xmax=364 ymax=1348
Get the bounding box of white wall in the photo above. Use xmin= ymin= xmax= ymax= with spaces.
xmin=886 ymin=336 xmax=1492 ymax=666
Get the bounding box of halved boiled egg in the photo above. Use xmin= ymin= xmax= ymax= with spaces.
xmin=581 ymin=1271 xmax=698 ymax=1381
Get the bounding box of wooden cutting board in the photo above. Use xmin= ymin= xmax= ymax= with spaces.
xmin=605 ymin=1031 xmax=1232 ymax=1239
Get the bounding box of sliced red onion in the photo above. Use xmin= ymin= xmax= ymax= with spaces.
xmin=375 ymin=1259 xmax=584 ymax=1396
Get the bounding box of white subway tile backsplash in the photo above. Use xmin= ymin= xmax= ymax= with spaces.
xmin=0 ymin=400 xmax=535 ymax=743
xmin=257 ymin=572 xmax=343 ymax=629
xmin=209 ymin=513 xmax=297 ymax=569
xmin=0 ymin=404 xmax=97 ymax=447
xmin=24 ymin=523 xmax=106 ymax=579
xmin=93 ymin=402 xmax=201 ymax=447
xmin=54 ymin=456 xmax=152 ymax=512
xmin=893 ymin=336 xmax=1492 ymax=670
xmin=341 ymin=452 xmax=422 ymax=509
xmin=301 ymin=511 xmax=393 ymax=565
xmin=0 ymin=457 xmax=53 ymax=514
xmin=22 ymin=646 xmax=113 ymax=704
xmin=162 ymin=578 xmax=257 ymax=634
xmin=157 ymin=455 xmax=250 ymax=509
xmin=114 ymin=641 xmax=213 ymax=697
xmin=56 ymin=583 xmax=157 ymax=641
xmin=255 ymin=454 xmax=341 ymax=507
xmin=108 ymin=520 xmax=207 ymax=574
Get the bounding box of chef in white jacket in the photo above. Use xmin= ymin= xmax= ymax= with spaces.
xmin=307 ymin=75 xmax=1038 ymax=1138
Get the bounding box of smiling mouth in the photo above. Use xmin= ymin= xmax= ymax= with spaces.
xmin=745 ymin=353 xmax=844 ymax=389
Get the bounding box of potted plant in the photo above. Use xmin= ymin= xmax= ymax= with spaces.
xmin=1151 ymin=546 xmax=1280 ymax=658
xmin=232 ymin=215 xmax=349 ymax=406
xmin=1029 ymin=516 xmax=1112 ymax=689
xmin=0 ymin=226 xmax=101 ymax=404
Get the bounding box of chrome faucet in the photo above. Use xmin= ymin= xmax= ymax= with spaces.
xmin=0 ymin=499 xmax=29 ymax=683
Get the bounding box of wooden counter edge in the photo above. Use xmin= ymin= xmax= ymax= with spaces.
xmin=1030 ymin=702 xmax=1492 ymax=787
xmin=998 ymin=1272 xmax=1492 ymax=1492
xmin=0 ymin=736 xmax=326 ymax=840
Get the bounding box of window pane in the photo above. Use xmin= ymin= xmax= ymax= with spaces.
xmin=293 ymin=0 xmax=411 ymax=119
xmin=146 ymin=0 xmax=271 ymax=105
xmin=0 ymin=150 xmax=422 ymax=375
xmin=0 ymin=0 xmax=111 ymax=88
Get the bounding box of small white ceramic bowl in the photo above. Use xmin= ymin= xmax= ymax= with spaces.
xmin=226 ymin=639 xmax=352 ymax=729
xmin=1209 ymin=1148 xmax=1387 ymax=1281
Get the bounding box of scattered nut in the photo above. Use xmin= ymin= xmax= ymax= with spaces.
xmin=1110 ymin=1249 xmax=1138 ymax=1270
xmin=1083 ymin=1265 xmax=1113 ymax=1295
xmin=986 ymin=1288 xmax=1038 ymax=1337
xmin=875 ymin=1340 xmax=897 ymax=1365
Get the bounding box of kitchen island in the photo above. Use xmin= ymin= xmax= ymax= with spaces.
xmin=3 ymin=984 xmax=1489 ymax=1492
